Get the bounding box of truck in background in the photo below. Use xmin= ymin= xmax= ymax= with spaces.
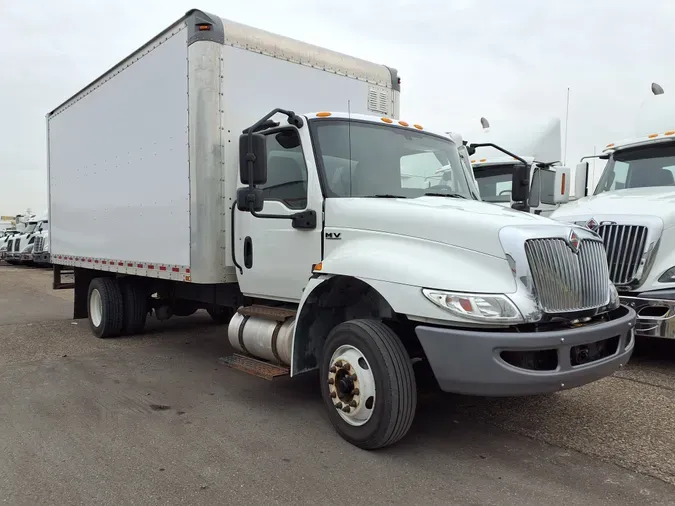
xmin=31 ymin=212 xmax=50 ymax=266
xmin=48 ymin=9 xmax=635 ymax=450
xmin=466 ymin=117 xmax=575 ymax=215
xmin=5 ymin=213 xmax=47 ymax=265
xmin=550 ymin=83 xmax=675 ymax=341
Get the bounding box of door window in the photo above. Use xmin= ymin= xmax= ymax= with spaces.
xmin=260 ymin=129 xmax=308 ymax=209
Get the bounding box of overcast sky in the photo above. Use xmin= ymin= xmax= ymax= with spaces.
xmin=1 ymin=0 xmax=673 ymax=214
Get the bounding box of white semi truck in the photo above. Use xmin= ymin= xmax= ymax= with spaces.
xmin=466 ymin=117 xmax=575 ymax=215
xmin=48 ymin=9 xmax=635 ymax=449
xmin=31 ymin=212 xmax=50 ymax=266
xmin=551 ymin=83 xmax=675 ymax=341
xmin=5 ymin=215 xmax=45 ymax=265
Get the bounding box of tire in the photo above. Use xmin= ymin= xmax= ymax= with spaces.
xmin=120 ymin=280 xmax=148 ymax=335
xmin=207 ymin=306 xmax=234 ymax=324
xmin=320 ymin=319 xmax=417 ymax=450
xmin=87 ymin=277 xmax=124 ymax=338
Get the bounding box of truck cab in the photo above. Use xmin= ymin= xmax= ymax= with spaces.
xmin=550 ymin=83 xmax=675 ymax=340
xmin=467 ymin=117 xmax=572 ymax=215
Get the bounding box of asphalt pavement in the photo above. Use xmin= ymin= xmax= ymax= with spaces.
xmin=1 ymin=263 xmax=674 ymax=505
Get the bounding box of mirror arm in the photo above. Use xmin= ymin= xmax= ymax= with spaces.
xmin=468 ymin=142 xmax=529 ymax=167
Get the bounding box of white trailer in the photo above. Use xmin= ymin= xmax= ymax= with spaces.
xmin=48 ymin=9 xmax=635 ymax=450
xmin=551 ymin=83 xmax=675 ymax=341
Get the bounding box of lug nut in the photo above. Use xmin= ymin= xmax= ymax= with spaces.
xmin=335 ymin=402 xmax=343 ymax=409
xmin=330 ymin=392 xmax=337 ymax=398
xmin=342 ymin=406 xmax=351 ymax=413
xmin=349 ymin=400 xmax=357 ymax=407
xmin=349 ymin=374 xmax=358 ymax=381
xmin=328 ymin=378 xmax=334 ymax=385
xmin=329 ymin=366 xmax=337 ymax=373
xmin=353 ymin=388 xmax=360 ymax=395
xmin=335 ymin=361 xmax=343 ymax=368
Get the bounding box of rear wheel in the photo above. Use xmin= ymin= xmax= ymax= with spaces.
xmin=120 ymin=280 xmax=148 ymax=335
xmin=87 ymin=277 xmax=124 ymax=338
xmin=320 ymin=319 xmax=417 ymax=450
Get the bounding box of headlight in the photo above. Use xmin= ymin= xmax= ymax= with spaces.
xmin=658 ymin=267 xmax=675 ymax=283
xmin=608 ymin=283 xmax=620 ymax=309
xmin=422 ymin=289 xmax=523 ymax=323
xmin=22 ymin=244 xmax=33 ymax=253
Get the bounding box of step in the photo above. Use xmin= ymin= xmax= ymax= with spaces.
xmin=238 ymin=305 xmax=297 ymax=322
xmin=218 ymin=353 xmax=289 ymax=380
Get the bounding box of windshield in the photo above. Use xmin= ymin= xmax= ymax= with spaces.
xmin=472 ymin=164 xmax=516 ymax=202
xmin=595 ymin=143 xmax=675 ymax=194
xmin=309 ymin=119 xmax=479 ymax=199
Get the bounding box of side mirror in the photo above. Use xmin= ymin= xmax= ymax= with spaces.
xmin=574 ymin=162 xmax=589 ymax=198
xmin=239 ymin=133 xmax=268 ymax=185
xmin=531 ymin=166 xmax=571 ymax=207
xmin=236 ymin=187 xmax=264 ymax=212
xmin=511 ymin=163 xmax=530 ymax=202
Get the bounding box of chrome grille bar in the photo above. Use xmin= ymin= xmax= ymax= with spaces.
xmin=596 ymin=224 xmax=647 ymax=285
xmin=525 ymin=238 xmax=609 ymax=313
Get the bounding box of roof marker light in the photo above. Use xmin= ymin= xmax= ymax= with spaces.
xmin=413 ymin=124 xmax=423 ymax=130
xmin=606 ymin=143 xmax=615 ymax=148
xmin=316 ymin=112 xmax=332 ymax=117
xmin=665 ymin=130 xmax=675 ymax=136
xmin=381 ymin=117 xmax=393 ymax=123
xmin=398 ymin=120 xmax=409 ymax=126
xmin=648 ymin=133 xmax=659 ymax=138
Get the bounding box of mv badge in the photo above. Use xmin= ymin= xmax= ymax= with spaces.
xmin=567 ymin=229 xmax=580 ymax=254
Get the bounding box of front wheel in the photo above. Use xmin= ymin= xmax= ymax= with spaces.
xmin=320 ymin=319 xmax=417 ymax=450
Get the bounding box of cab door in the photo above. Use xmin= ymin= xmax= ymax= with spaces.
xmin=234 ymin=125 xmax=323 ymax=302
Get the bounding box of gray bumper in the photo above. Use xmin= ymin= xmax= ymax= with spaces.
xmin=33 ymin=252 xmax=51 ymax=264
xmin=415 ymin=305 xmax=636 ymax=396
xmin=621 ymin=295 xmax=675 ymax=340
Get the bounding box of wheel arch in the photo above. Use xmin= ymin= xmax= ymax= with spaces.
xmin=291 ymin=274 xmax=410 ymax=376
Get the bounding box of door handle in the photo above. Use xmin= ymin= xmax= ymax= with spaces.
xmin=244 ymin=236 xmax=253 ymax=269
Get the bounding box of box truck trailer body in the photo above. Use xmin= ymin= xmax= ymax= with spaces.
xmin=48 ymin=11 xmax=400 ymax=285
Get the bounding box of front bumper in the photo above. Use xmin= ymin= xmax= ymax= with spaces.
xmin=620 ymin=295 xmax=675 ymax=340
xmin=415 ymin=305 xmax=636 ymax=396
xmin=32 ymin=252 xmax=50 ymax=264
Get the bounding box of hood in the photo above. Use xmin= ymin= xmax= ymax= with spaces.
xmin=325 ymin=197 xmax=555 ymax=258
xmin=551 ymin=187 xmax=675 ymax=228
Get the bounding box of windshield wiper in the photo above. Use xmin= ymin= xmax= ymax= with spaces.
xmin=423 ymin=192 xmax=467 ymax=199
xmin=367 ymin=194 xmax=407 ymax=198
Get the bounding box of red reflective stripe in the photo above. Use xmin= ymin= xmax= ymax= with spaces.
xmin=186 ymin=268 xmax=191 ymax=273
xmin=159 ymin=266 xmax=167 ymax=271
xmin=172 ymin=267 xmax=179 ymax=272
xmin=148 ymin=265 xmax=154 ymax=269
xmin=137 ymin=263 xmax=143 ymax=268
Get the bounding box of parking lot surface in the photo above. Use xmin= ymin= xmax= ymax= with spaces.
xmin=1 ymin=264 xmax=674 ymax=505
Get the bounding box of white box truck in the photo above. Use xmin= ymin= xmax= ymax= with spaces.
xmin=465 ymin=117 xmax=573 ymax=216
xmin=48 ymin=9 xmax=636 ymax=449
xmin=551 ymin=83 xmax=675 ymax=341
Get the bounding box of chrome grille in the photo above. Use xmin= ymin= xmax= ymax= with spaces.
xmin=34 ymin=236 xmax=44 ymax=253
xmin=596 ymin=224 xmax=647 ymax=285
xmin=525 ymin=238 xmax=609 ymax=313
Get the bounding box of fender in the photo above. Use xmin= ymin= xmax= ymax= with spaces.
xmin=290 ymin=235 xmax=516 ymax=376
